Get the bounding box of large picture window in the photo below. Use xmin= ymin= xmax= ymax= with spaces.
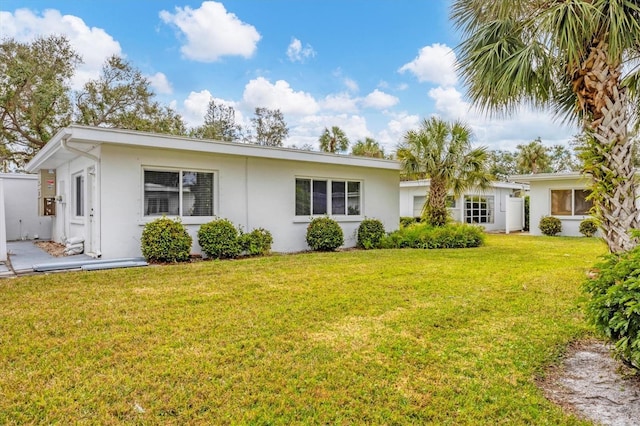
xmin=144 ymin=169 xmax=214 ymax=217
xmin=551 ymin=189 xmax=592 ymax=216
xmin=296 ymin=178 xmax=361 ymax=217
xmin=465 ymin=195 xmax=494 ymax=224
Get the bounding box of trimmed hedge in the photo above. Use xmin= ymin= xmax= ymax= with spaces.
xmin=357 ymin=218 xmax=386 ymax=249
xmin=141 ymin=217 xmax=192 ymax=262
xmin=198 ymin=218 xmax=241 ymax=259
xmin=379 ymin=222 xmax=485 ymax=249
xmin=306 ymin=217 xmax=344 ymax=251
xmin=239 ymin=228 xmax=273 ymax=256
xmin=539 ymin=216 xmax=562 ymax=236
xmin=583 ymin=241 xmax=640 ymax=369
xmin=579 ymin=218 xmax=599 ymax=237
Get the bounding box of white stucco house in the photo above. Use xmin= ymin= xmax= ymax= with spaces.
xmin=25 ymin=126 xmax=401 ymax=259
xmin=510 ymin=172 xmax=595 ymax=237
xmin=399 ymin=180 xmax=527 ymax=232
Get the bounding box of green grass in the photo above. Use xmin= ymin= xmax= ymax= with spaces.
xmin=1 ymin=235 xmax=606 ymax=424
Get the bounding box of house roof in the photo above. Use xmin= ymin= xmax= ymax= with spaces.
xmin=26 ymin=125 xmax=401 ymax=172
xmin=508 ymin=172 xmax=586 ymax=183
xmin=399 ymin=179 xmax=527 ymax=190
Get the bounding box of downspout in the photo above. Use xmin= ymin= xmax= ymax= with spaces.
xmin=61 ymin=133 xmax=102 ymax=257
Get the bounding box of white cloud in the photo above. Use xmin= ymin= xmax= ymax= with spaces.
xmin=0 ymin=8 xmax=121 ymax=89
xmin=320 ymin=93 xmax=359 ymax=113
xmin=286 ymin=37 xmax=316 ymax=63
xmin=159 ymin=1 xmax=260 ymax=62
xmin=344 ymin=77 xmax=359 ymax=92
xmin=378 ymin=112 xmax=421 ymax=149
xmin=242 ymin=77 xmax=319 ymax=115
xmin=147 ymin=72 xmax=173 ymax=95
xmin=399 ymin=43 xmax=457 ymax=86
xmin=428 ymin=86 xmax=471 ymax=120
xmin=181 ymin=90 xmax=247 ymax=127
xmin=362 ymin=89 xmax=399 ymax=110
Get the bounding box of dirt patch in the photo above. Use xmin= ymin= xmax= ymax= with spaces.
xmin=34 ymin=240 xmax=67 ymax=257
xmin=540 ymin=340 xmax=640 ymax=425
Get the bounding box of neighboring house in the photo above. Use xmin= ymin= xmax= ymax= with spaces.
xmin=399 ymin=180 xmax=527 ymax=232
xmin=0 ymin=173 xmax=53 ymax=241
xmin=510 ymin=172 xmax=594 ymax=237
xmin=25 ymin=125 xmax=400 ymax=259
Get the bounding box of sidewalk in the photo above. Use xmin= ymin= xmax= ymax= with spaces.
xmin=1 ymin=240 xmax=95 ymax=276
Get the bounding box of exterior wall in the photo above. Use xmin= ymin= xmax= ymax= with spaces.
xmin=0 ymin=173 xmax=52 ymax=241
xmin=528 ymin=177 xmax=591 ymax=236
xmin=95 ymin=145 xmax=399 ymax=258
xmin=399 ymin=182 xmax=522 ymax=232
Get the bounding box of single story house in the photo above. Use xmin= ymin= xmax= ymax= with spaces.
xmin=0 ymin=173 xmax=53 ymax=241
xmin=25 ymin=125 xmax=400 ymax=259
xmin=510 ymin=172 xmax=594 ymax=237
xmin=399 ymin=180 xmax=527 ymax=232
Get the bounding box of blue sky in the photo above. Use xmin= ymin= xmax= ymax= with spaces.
xmin=0 ymin=0 xmax=576 ymax=152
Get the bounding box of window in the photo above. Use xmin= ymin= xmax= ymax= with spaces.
xmin=465 ymin=195 xmax=494 ymax=224
xmin=551 ymin=189 xmax=593 ymax=216
xmin=296 ymin=178 xmax=361 ymax=217
xmin=74 ymin=173 xmax=84 ymax=217
xmin=144 ymin=169 xmax=214 ymax=217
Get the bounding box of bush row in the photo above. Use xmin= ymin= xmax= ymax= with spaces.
xmin=380 ymin=222 xmax=485 ymax=249
xmin=538 ymin=216 xmax=600 ymax=237
xmin=141 ymin=217 xmax=272 ymax=263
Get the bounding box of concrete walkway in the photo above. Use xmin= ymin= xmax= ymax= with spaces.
xmin=1 ymin=240 xmax=95 ymax=276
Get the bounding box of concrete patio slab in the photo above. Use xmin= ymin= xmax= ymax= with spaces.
xmin=7 ymin=240 xmax=95 ymax=274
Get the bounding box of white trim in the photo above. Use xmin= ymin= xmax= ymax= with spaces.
xmin=294 ymin=176 xmax=363 ymax=219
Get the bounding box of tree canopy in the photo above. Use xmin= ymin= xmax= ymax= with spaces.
xmin=351 ymin=137 xmax=385 ymax=158
xmin=319 ymin=126 xmax=349 ymax=153
xmin=190 ymin=99 xmax=242 ymax=142
xmin=452 ymin=0 xmax=640 ymax=252
xmin=250 ymin=107 xmax=289 ymax=147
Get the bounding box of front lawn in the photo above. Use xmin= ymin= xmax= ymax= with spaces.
xmin=1 ymin=235 xmax=605 ymax=424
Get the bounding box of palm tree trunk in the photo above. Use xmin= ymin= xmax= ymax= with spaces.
xmin=573 ymin=39 xmax=638 ymax=252
xmin=425 ymin=177 xmax=449 ymax=227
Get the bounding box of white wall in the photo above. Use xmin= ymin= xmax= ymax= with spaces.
xmin=93 ymin=145 xmax=399 ymax=258
xmin=528 ymin=177 xmax=591 ymax=236
xmin=0 ymin=173 xmax=52 ymax=241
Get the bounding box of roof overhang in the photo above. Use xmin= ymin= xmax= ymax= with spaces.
xmin=508 ymin=172 xmax=587 ymax=184
xmin=400 ymin=179 xmax=528 ymax=190
xmin=26 ymin=125 xmax=401 ymax=172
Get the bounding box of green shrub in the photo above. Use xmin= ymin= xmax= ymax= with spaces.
xmin=239 ymin=228 xmax=273 ymax=256
xmin=400 ymin=217 xmax=419 ymax=228
xmin=379 ymin=223 xmax=485 ymax=249
xmin=198 ymin=218 xmax=241 ymax=259
xmin=539 ymin=216 xmax=562 ymax=236
xmin=306 ymin=217 xmax=344 ymax=251
xmin=357 ymin=218 xmax=386 ymax=249
xmin=579 ymin=218 xmax=599 ymax=237
xmin=583 ymin=242 xmax=640 ymax=369
xmin=141 ymin=217 xmax=192 ymax=262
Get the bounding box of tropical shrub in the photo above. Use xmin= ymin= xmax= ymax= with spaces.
xmin=306 ymin=217 xmax=344 ymax=251
xmin=357 ymin=218 xmax=386 ymax=249
xmin=141 ymin=217 xmax=192 ymax=262
xmin=539 ymin=216 xmax=562 ymax=236
xmin=198 ymin=218 xmax=241 ymax=259
xmin=583 ymin=240 xmax=640 ymax=369
xmin=379 ymin=223 xmax=485 ymax=249
xmin=579 ymin=218 xmax=599 ymax=237
xmin=239 ymin=228 xmax=273 ymax=256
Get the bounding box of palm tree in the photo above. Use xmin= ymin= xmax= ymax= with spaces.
xmin=516 ymin=138 xmax=550 ymax=174
xmin=319 ymin=126 xmax=349 ymax=153
xmin=397 ymin=117 xmax=492 ymax=227
xmin=351 ymin=137 xmax=385 ymax=158
xmin=452 ymin=0 xmax=640 ymax=253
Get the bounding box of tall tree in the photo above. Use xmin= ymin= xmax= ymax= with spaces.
xmin=488 ymin=149 xmax=518 ymax=181
xmin=0 ymin=35 xmax=81 ymax=170
xmin=75 ymin=55 xmax=186 ymax=135
xmin=250 ymin=107 xmax=289 ymax=146
xmin=452 ymin=0 xmax=640 ymax=252
xmin=191 ymin=99 xmax=242 ymax=142
xmin=516 ymin=138 xmax=550 ymax=174
xmin=319 ymin=126 xmax=349 ymax=153
xmin=549 ymin=144 xmax=579 ymax=173
xmin=397 ymin=117 xmax=492 ymax=227
xmin=351 ymin=137 xmax=385 ymax=158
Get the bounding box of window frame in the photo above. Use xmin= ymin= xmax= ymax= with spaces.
xmin=550 ymin=188 xmax=593 ymax=217
xmin=295 ymin=177 xmax=363 ymax=220
xmin=464 ymin=195 xmax=495 ymax=224
xmin=72 ymin=172 xmax=85 ymax=220
xmin=142 ymin=167 xmax=217 ymax=222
